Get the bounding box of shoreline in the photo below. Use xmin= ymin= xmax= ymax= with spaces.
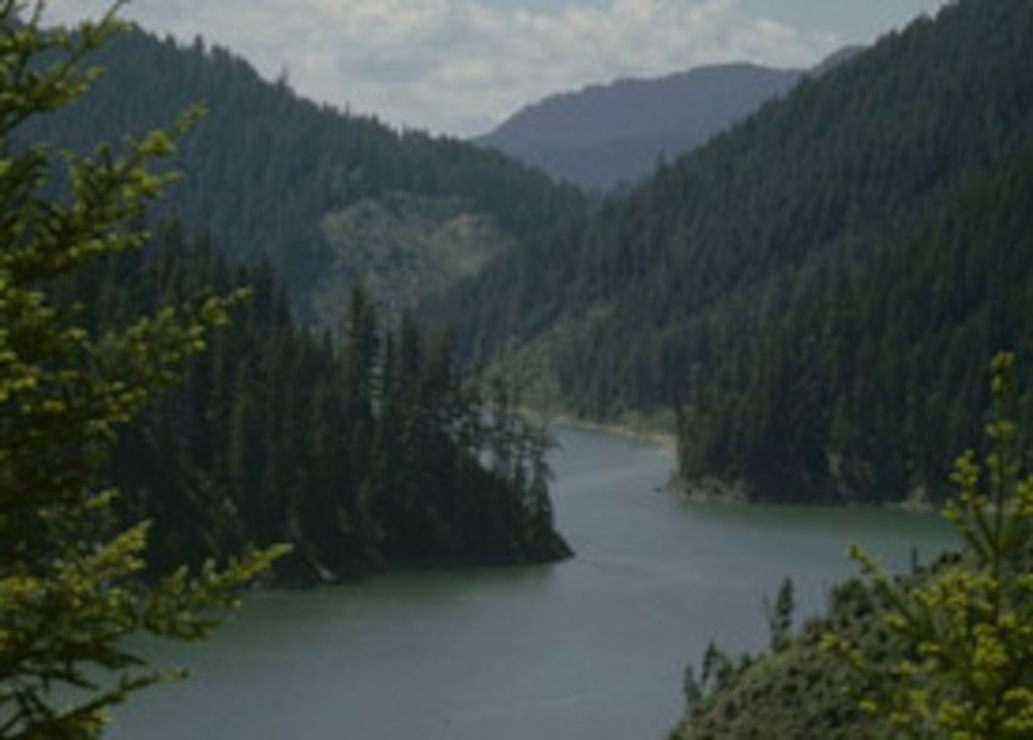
xmin=537 ymin=411 xmax=940 ymax=513
xmin=665 ymin=476 xmax=939 ymax=513
xmin=544 ymin=413 xmax=678 ymax=458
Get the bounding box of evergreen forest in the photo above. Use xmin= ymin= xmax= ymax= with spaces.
xmin=430 ymin=0 xmax=1033 ymax=505
xmin=5 ymin=0 xmax=1033 ymax=736
xmin=5 ymin=13 xmax=582 ymax=588
xmin=17 ymin=25 xmax=586 ymax=324
xmin=2 ymin=11 xmax=573 ymax=734
xmin=64 ymin=221 xmax=571 ymax=582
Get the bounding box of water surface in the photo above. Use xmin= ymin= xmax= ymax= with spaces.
xmin=111 ymin=427 xmax=955 ymax=739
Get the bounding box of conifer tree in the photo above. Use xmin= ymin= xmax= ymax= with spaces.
xmin=824 ymin=352 xmax=1033 ymax=738
xmin=0 ymin=4 xmax=286 ymax=736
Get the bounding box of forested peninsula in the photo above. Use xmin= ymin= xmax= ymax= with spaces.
xmin=76 ymin=224 xmax=572 ymax=583
xmin=5 ymin=10 xmax=575 ymax=590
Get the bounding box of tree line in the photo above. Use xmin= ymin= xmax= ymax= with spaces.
xmin=674 ymin=356 xmax=1033 ymax=738
xmin=64 ymin=220 xmax=572 ymax=581
xmin=429 ymin=0 xmax=1033 ymax=504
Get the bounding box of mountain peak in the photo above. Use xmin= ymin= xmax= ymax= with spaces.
xmin=475 ymin=56 xmax=855 ymax=191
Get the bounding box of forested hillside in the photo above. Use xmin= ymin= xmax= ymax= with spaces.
xmin=62 ymin=220 xmax=571 ymax=583
xmin=430 ymin=0 xmax=1033 ymax=505
xmin=22 ymin=26 xmax=586 ymax=324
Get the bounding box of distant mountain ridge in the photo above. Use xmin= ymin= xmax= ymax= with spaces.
xmin=430 ymin=0 xmax=1033 ymax=506
xmin=476 ymin=50 xmax=859 ymax=191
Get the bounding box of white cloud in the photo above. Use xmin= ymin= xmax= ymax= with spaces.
xmin=44 ymin=0 xmax=840 ymax=136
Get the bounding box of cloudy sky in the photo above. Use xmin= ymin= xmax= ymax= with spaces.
xmin=45 ymin=0 xmax=950 ymax=137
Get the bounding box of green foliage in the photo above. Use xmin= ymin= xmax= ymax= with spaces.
xmin=764 ymin=576 xmax=796 ymax=653
xmin=671 ymin=577 xmax=886 ymax=740
xmin=681 ymin=577 xmax=795 ymax=722
xmin=673 ymin=356 xmax=1029 ymax=739
xmin=681 ymin=641 xmax=755 ymax=716
xmin=432 ymin=0 xmax=1033 ymax=505
xmin=824 ymin=353 xmax=1033 ymax=738
xmin=0 ymin=4 xmax=286 ymax=736
xmin=16 ymin=22 xmax=586 ymax=320
xmin=78 ymin=236 xmax=571 ymax=580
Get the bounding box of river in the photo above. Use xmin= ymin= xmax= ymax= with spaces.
xmin=110 ymin=427 xmax=955 ymax=739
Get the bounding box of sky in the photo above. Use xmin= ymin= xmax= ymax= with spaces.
xmin=44 ymin=0 xmax=951 ymax=137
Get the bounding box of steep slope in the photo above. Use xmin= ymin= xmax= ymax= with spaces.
xmin=430 ymin=0 xmax=1033 ymax=505
xmin=475 ymin=52 xmax=859 ymax=192
xmin=23 ymin=27 xmax=586 ymax=324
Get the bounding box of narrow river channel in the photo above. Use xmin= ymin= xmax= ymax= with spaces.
xmin=111 ymin=427 xmax=955 ymax=739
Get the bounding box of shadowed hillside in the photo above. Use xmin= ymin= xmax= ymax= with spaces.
xmin=431 ymin=0 xmax=1033 ymax=506
xmin=475 ymin=51 xmax=860 ymax=191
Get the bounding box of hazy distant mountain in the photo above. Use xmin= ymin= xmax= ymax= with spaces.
xmin=476 ymin=51 xmax=859 ymax=191
xmin=432 ymin=0 xmax=1033 ymax=506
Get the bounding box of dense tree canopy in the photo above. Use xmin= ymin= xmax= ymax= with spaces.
xmin=430 ymin=0 xmax=1033 ymax=505
xmin=673 ymin=355 xmax=1033 ymax=739
xmin=82 ymin=226 xmax=571 ymax=580
xmin=16 ymin=23 xmax=587 ymax=320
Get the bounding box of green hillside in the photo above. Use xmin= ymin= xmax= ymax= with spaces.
xmin=429 ymin=0 xmax=1033 ymax=505
xmin=22 ymin=25 xmax=586 ymax=323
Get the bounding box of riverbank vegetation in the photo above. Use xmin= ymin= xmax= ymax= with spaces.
xmin=672 ymin=354 xmax=1032 ymax=738
xmin=87 ymin=227 xmax=571 ymax=580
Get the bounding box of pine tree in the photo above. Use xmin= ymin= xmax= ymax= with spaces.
xmin=0 ymin=5 xmax=286 ymax=735
xmin=824 ymin=353 xmax=1033 ymax=738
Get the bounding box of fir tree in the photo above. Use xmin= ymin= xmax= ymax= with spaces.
xmin=824 ymin=353 xmax=1033 ymax=738
xmin=0 ymin=5 xmax=286 ymax=735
